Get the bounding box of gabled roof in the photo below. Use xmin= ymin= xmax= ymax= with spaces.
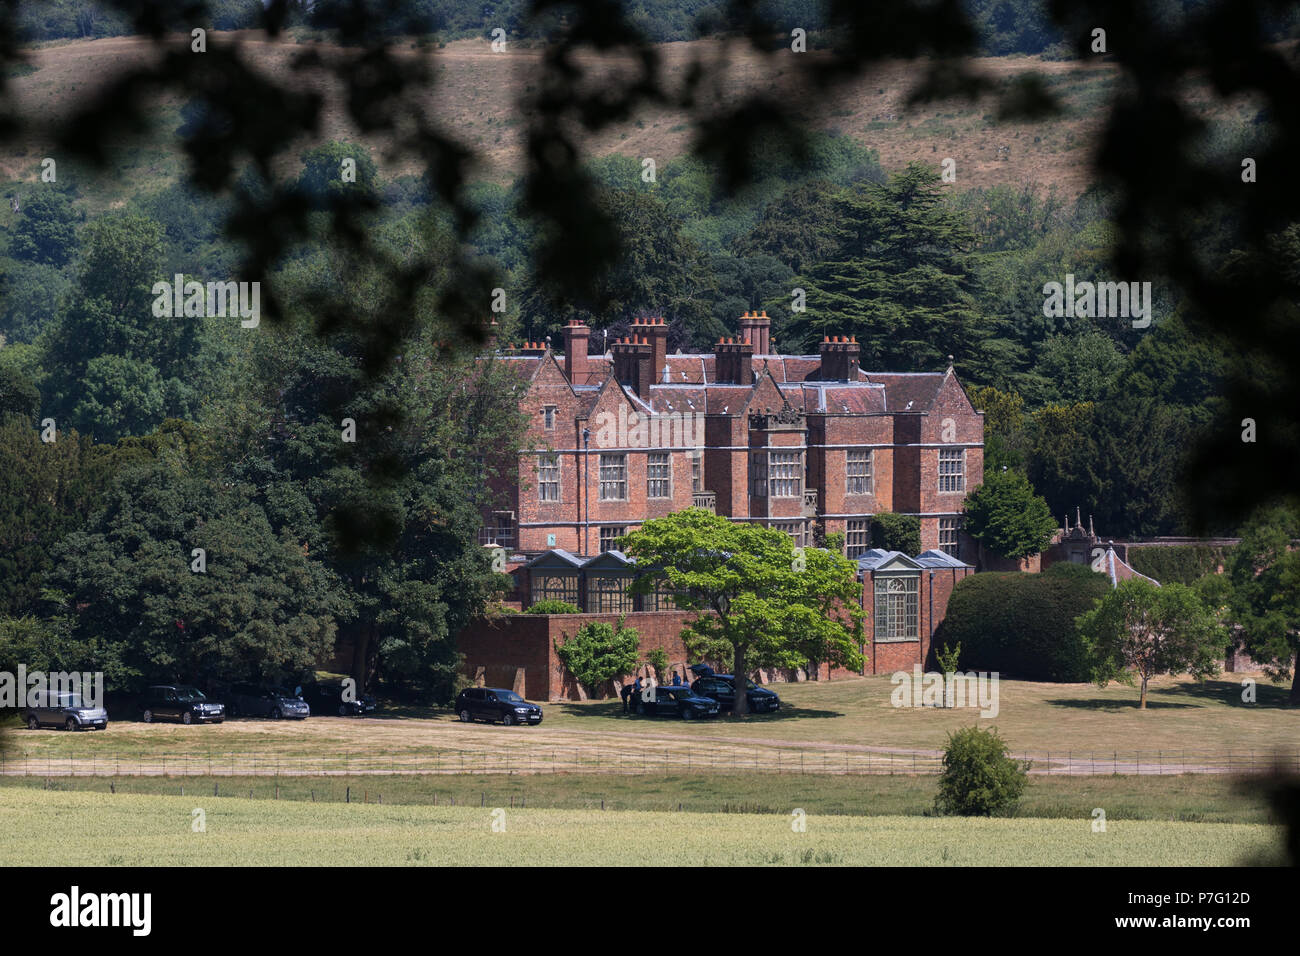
xmin=915 ymin=549 xmax=972 ymax=569
xmin=520 ymin=549 xmax=586 ymax=571
xmin=1104 ymin=546 xmax=1160 ymax=587
xmin=857 ymin=550 xmax=923 ymax=572
xmin=862 ymin=372 xmax=947 ymax=413
xmin=581 ymin=550 xmax=636 ymax=571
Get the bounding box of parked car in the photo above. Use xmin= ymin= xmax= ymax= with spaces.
xmin=25 ymin=690 xmax=109 ymax=731
xmin=302 ymin=682 xmax=377 ymax=716
xmin=139 ymin=685 xmax=225 ymax=724
xmin=455 ymin=687 xmax=543 ymax=725
xmin=629 ymin=685 xmax=720 ymax=720
xmin=691 ymin=674 xmax=781 ymax=713
xmin=223 ymin=684 xmax=310 ymax=720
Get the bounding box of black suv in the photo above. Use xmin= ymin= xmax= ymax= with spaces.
xmin=691 ymin=674 xmax=781 ymax=713
xmin=630 ymin=685 xmax=720 ymax=720
xmin=140 ymin=685 xmax=225 ymax=724
xmin=302 ymin=682 xmax=377 ymax=716
xmin=455 ymin=687 xmax=543 ymax=725
xmin=223 ymin=684 xmax=310 ymax=720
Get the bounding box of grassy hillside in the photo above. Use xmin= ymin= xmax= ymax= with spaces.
xmin=0 ymin=33 xmax=1263 ymax=201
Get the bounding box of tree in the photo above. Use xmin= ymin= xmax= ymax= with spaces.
xmin=934 ymin=726 xmax=1030 ymax=816
xmin=779 ymin=164 xmax=1024 ymax=383
xmin=46 ymin=460 xmax=341 ymax=689
xmin=10 ymin=189 xmax=81 ymax=267
xmin=869 ymin=512 xmax=921 ymax=555
xmin=554 ymin=617 xmax=640 ymax=698
xmin=297 ymin=140 xmax=380 ymax=209
xmin=1030 ymin=331 xmax=1124 ymax=406
xmin=962 ymin=469 xmax=1057 ymax=560
xmin=1222 ymin=503 xmax=1300 ymax=705
xmin=1076 ymin=578 xmax=1224 ymax=709
xmin=621 ymin=509 xmax=863 ymax=715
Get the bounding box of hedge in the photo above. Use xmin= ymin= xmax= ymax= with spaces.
xmin=932 ymin=562 xmax=1111 ymax=681
xmin=1125 ymin=545 xmax=1234 ymax=585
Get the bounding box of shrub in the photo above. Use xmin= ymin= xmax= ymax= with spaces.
xmin=935 ymin=726 xmax=1029 ymax=816
xmin=870 ymin=512 xmax=921 ymax=555
xmin=962 ymin=469 xmax=1057 ymax=559
xmin=525 ymin=599 xmax=581 ymax=614
xmin=932 ymin=563 xmax=1110 ymax=680
xmin=647 ymin=647 xmax=669 ymax=682
xmin=554 ymin=617 xmax=640 ymax=697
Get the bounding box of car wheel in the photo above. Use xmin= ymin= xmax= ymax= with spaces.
xmin=682 ymin=706 xmax=696 ymax=720
xmin=502 ymin=712 xmax=516 ymax=726
xmin=338 ymin=704 xmax=349 ymax=716
xmin=458 ymin=709 xmax=472 ymax=723
xmin=26 ymin=715 xmax=39 ymax=730
xmin=65 ymin=717 xmax=77 ymax=732
xmin=142 ymin=709 xmax=154 ymax=724
xmin=271 ymin=709 xmax=282 ymax=720
xmin=182 ymin=711 xmax=193 ymax=725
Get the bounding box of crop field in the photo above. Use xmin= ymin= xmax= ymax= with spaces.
xmin=0 ymin=789 xmax=1284 ymax=866
xmin=3 ymin=674 xmax=1296 ymax=778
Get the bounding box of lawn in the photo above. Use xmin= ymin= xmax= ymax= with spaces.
xmin=0 ymin=771 xmax=1279 ymax=824
xmin=2 ymin=673 xmax=1295 ymax=777
xmin=0 ymin=789 xmax=1283 ymax=866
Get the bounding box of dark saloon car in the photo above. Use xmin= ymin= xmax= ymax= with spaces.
xmin=224 ymin=684 xmax=310 ymax=720
xmin=140 ymin=685 xmax=225 ymax=724
xmin=629 ymin=685 xmax=720 ymax=720
xmin=26 ymin=691 xmax=109 ymax=731
xmin=691 ymin=674 xmax=781 ymax=713
xmin=302 ymin=682 xmax=377 ymax=716
xmin=455 ymin=687 xmax=543 ymax=725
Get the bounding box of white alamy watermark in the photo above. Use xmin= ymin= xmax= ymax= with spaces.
xmin=50 ymin=886 xmax=151 ymax=937
xmin=890 ymin=665 xmax=999 ymax=717
xmin=1042 ymin=274 xmax=1153 ymax=329
xmin=592 ymin=405 xmax=704 ymax=450
xmin=0 ymin=668 xmax=104 ymax=710
xmin=151 ymin=275 xmax=260 ymax=328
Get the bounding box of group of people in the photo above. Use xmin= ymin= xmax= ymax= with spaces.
xmin=620 ymin=671 xmax=686 ymax=712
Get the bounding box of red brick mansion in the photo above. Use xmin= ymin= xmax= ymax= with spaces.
xmin=478 ymin=311 xmax=985 ymax=564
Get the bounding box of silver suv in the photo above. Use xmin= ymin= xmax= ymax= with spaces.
xmin=26 ymin=691 xmax=109 ymax=731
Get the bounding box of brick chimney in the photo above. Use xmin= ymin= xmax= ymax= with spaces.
xmin=819 ymin=335 xmax=860 ymax=381
xmin=611 ymin=334 xmax=653 ymax=397
xmin=632 ymin=316 xmax=669 ymax=386
xmin=716 ymin=336 xmax=754 ymax=385
xmin=485 ymin=319 xmax=499 ymax=352
xmin=738 ymin=310 xmax=771 ymax=355
xmin=562 ymin=319 xmax=590 ymax=385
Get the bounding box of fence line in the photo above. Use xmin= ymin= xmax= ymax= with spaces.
xmin=2 ymin=747 xmax=1298 ymax=778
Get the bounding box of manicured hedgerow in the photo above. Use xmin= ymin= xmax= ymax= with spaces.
xmin=932 ymin=563 xmax=1110 ymax=681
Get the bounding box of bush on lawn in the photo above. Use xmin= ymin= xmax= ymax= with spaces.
xmin=935 ymin=726 xmax=1030 ymax=816
xmin=931 ymin=562 xmax=1109 ymax=681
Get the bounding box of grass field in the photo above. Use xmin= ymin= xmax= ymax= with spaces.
xmin=3 ymin=674 xmax=1296 ymax=778
xmin=0 ymin=788 xmax=1283 ymax=866
xmin=0 ymin=770 xmax=1282 ymax=823
xmin=0 ymin=33 xmax=1268 ymax=199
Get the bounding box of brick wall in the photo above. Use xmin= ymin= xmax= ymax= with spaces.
xmin=861 ymin=565 xmax=973 ymax=674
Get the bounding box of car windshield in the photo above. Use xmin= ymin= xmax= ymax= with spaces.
xmin=175 ymin=687 xmax=205 ymax=701
xmin=498 ymin=691 xmax=523 ymax=703
xmin=57 ymin=693 xmax=86 ymax=708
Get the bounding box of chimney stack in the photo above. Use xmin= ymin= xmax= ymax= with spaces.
xmin=738 ymin=310 xmax=771 ymax=355
xmin=562 ymin=319 xmax=590 ymax=385
xmin=611 ymin=334 xmax=653 ymax=397
xmin=517 ymin=340 xmax=549 ymax=357
xmin=632 ymin=317 xmax=669 ymax=392
xmin=716 ymin=336 xmax=755 ymax=385
xmin=819 ymin=334 xmax=860 ymax=381
xmin=485 ymin=319 xmax=499 ymax=352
